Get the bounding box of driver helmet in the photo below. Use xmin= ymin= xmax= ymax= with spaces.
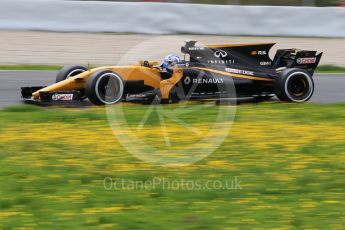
xmin=162 ymin=54 xmax=181 ymax=69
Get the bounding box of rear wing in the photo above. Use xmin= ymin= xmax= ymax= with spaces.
xmin=273 ymin=49 xmax=323 ymax=74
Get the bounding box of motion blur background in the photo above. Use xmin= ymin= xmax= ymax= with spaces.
xmin=1 ymin=0 xmax=345 ymax=66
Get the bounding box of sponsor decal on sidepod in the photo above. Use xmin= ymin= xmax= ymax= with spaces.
xmin=183 ymin=76 xmax=224 ymax=85
xmin=225 ymin=68 xmax=254 ymax=76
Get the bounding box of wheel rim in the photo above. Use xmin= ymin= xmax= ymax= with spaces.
xmin=95 ymin=73 xmax=124 ymax=104
xmin=289 ymin=77 xmax=307 ymax=97
xmin=285 ymin=72 xmax=313 ymax=102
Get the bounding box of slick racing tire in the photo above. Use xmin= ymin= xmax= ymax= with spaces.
xmin=56 ymin=65 xmax=88 ymax=83
xmin=56 ymin=65 xmax=88 ymax=100
xmin=275 ymin=68 xmax=314 ymax=103
xmin=86 ymin=70 xmax=124 ymax=105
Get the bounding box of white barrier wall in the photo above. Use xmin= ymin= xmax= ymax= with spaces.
xmin=0 ymin=0 xmax=345 ymax=37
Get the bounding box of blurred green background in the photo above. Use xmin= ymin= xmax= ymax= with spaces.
xmin=76 ymin=0 xmax=344 ymax=7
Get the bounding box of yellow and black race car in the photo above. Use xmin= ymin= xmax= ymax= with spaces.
xmin=21 ymin=41 xmax=322 ymax=105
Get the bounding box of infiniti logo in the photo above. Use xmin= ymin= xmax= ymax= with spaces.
xmin=214 ymin=50 xmax=228 ymax=58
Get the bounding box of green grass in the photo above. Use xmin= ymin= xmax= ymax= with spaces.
xmin=0 ymin=64 xmax=62 ymax=71
xmin=1 ymin=64 xmax=345 ymax=73
xmin=315 ymin=65 xmax=345 ymax=73
xmin=0 ymin=103 xmax=344 ymax=229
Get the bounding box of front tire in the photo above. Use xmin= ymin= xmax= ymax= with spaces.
xmin=85 ymin=70 xmax=124 ymax=105
xmin=56 ymin=65 xmax=88 ymax=83
xmin=275 ymin=68 xmax=314 ymax=103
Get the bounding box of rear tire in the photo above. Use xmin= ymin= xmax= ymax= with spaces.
xmin=85 ymin=70 xmax=124 ymax=105
xmin=275 ymin=68 xmax=314 ymax=103
xmin=56 ymin=65 xmax=88 ymax=83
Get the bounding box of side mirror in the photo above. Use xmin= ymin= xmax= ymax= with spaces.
xmin=139 ymin=60 xmax=159 ymax=68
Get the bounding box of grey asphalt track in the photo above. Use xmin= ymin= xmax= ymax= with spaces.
xmin=0 ymin=71 xmax=344 ymax=108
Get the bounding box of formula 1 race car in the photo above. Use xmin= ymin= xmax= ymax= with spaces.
xmin=21 ymin=41 xmax=322 ymax=105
